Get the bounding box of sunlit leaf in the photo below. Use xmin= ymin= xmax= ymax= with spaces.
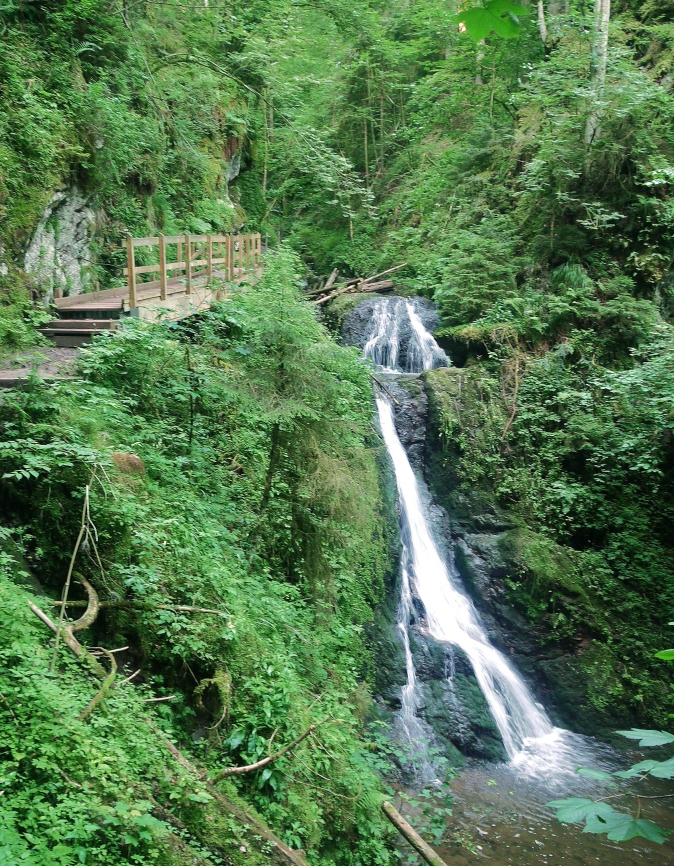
xmin=654 ymin=649 xmax=674 ymax=660
xmin=547 ymin=798 xmax=616 ymax=824
xmin=616 ymin=729 xmax=674 ymax=747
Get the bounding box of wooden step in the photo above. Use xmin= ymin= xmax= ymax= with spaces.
xmin=57 ymin=300 xmax=124 ymax=320
xmin=43 ymin=319 xmax=119 ymax=330
xmin=38 ymin=327 xmax=114 ymax=348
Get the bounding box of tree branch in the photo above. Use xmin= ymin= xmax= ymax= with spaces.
xmin=210 ymin=718 xmax=330 ymax=783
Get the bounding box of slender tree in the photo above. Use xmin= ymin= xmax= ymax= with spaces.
xmin=584 ymin=0 xmax=611 ymax=146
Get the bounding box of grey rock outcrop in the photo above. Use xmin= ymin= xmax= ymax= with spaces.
xmin=24 ymin=188 xmax=95 ymax=301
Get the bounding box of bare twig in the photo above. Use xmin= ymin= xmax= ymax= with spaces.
xmin=51 ymin=487 xmax=90 ymax=672
xmin=370 ymin=375 xmax=400 ymax=405
xmin=210 ymin=718 xmax=331 ymax=783
xmin=79 ymin=648 xmax=117 ymax=721
xmin=142 ymin=695 xmax=176 ymax=703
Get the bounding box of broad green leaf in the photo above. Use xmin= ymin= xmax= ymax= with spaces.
xmin=583 ymin=809 xmax=629 ymax=835
xmin=457 ymin=8 xmax=495 ymax=41
xmin=547 ymin=798 xmax=615 ymax=824
xmin=576 ymin=768 xmax=614 ymax=781
xmin=613 ymin=759 xmax=658 ymax=778
xmin=654 ymin=649 xmax=674 ymax=660
xmin=605 ymin=816 xmax=667 ymax=843
xmin=616 ymin=729 xmax=674 ymax=747
xmin=648 ymin=756 xmax=674 ymax=779
xmin=489 ymin=12 xmax=520 ymax=39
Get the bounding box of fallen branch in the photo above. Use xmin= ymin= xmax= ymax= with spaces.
xmin=51 ymin=600 xmax=228 ymax=617
xmin=29 ymin=601 xmax=106 ymax=678
xmin=210 ymin=718 xmax=330 ymax=783
xmin=323 ymin=268 xmax=338 ymax=290
xmin=79 ymin=648 xmax=117 ymax=721
xmin=382 ymin=801 xmax=449 ymax=866
xmin=69 ymin=576 xmax=100 ymax=632
xmin=370 ymin=375 xmax=400 ymax=406
xmin=147 ymin=721 xmax=310 ymax=866
xmin=356 ymin=279 xmax=393 ymax=293
xmin=360 ymin=263 xmax=408 ymax=285
xmin=51 ymin=487 xmax=90 ymax=672
xmin=312 ymin=283 xmax=354 ymax=306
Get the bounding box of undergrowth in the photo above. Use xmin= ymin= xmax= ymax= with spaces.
xmin=0 ymin=250 xmax=396 ymax=866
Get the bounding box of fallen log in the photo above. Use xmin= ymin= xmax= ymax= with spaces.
xmin=381 ymin=801 xmax=450 ymax=866
xmin=312 ymin=283 xmax=354 ymax=306
xmin=323 ymin=268 xmax=339 ymax=290
xmin=359 ymin=263 xmax=408 ymax=285
xmin=357 ymin=279 xmax=393 ymax=293
xmin=149 ymin=721 xmax=311 ymax=866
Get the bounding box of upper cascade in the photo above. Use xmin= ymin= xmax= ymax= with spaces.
xmin=362 ymin=297 xmax=448 ymax=373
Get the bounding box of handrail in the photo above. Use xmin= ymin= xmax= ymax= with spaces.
xmin=123 ymin=232 xmax=262 ymax=308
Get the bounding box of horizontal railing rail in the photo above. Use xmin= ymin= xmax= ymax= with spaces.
xmin=123 ymin=232 xmax=262 ymax=308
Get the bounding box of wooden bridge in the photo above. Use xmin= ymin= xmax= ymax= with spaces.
xmin=41 ymin=232 xmax=262 ymax=347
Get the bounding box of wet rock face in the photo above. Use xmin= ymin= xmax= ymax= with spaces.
xmin=340 ymin=295 xmax=439 ymax=356
xmin=24 ymin=188 xmax=95 ymax=301
xmin=410 ymin=628 xmax=507 ymax=763
xmin=385 ymin=376 xmax=428 ymax=472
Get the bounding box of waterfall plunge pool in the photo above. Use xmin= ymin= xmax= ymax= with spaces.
xmin=356 ymin=296 xmax=674 ymax=864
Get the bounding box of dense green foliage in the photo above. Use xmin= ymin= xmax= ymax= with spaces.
xmin=2 ymin=0 xmax=674 ymax=857
xmin=0 ymin=252 xmax=398 ymax=865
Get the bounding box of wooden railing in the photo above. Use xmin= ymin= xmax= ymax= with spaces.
xmin=123 ymin=232 xmax=262 ymax=308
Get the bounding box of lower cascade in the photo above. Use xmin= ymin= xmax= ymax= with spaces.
xmin=364 ymin=297 xmax=571 ymax=770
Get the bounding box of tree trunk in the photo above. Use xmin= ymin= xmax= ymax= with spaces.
xmin=584 ymin=0 xmax=610 ymax=147
xmin=537 ymin=0 xmax=548 ymax=43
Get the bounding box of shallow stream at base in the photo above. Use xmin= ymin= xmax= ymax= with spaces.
xmin=435 ymin=757 xmax=674 ymax=865
xmin=354 ymin=295 xmax=674 ymax=864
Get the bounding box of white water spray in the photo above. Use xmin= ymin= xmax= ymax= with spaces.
xmin=364 ymin=297 xmax=579 ymax=770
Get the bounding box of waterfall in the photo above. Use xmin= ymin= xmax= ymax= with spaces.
xmin=363 ymin=297 xmax=448 ymax=372
xmin=365 ymin=297 xmax=564 ymax=767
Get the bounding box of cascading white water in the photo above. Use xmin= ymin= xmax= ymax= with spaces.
xmin=378 ymin=397 xmax=553 ymax=759
xmin=363 ymin=297 xmax=448 ymax=372
xmin=364 ymin=296 xmax=573 ymax=768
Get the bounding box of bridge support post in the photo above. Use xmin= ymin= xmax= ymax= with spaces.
xmin=125 ymin=233 xmax=137 ymax=310
xmin=184 ymin=234 xmax=192 ymax=294
xmin=158 ymin=233 xmax=167 ymax=301
xmin=207 ymin=234 xmax=213 ymax=286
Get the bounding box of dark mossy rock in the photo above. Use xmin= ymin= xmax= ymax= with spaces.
xmin=367 ymin=614 xmax=408 ymax=707
xmin=409 ymin=628 xmax=507 ymax=763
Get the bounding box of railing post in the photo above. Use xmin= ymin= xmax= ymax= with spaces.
xmin=207 ymin=234 xmax=213 ymax=285
xmin=158 ymin=233 xmax=167 ymax=301
xmin=228 ymin=234 xmax=234 ymax=281
xmin=125 ymin=233 xmax=137 ymax=309
xmin=184 ymin=234 xmax=192 ymax=294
